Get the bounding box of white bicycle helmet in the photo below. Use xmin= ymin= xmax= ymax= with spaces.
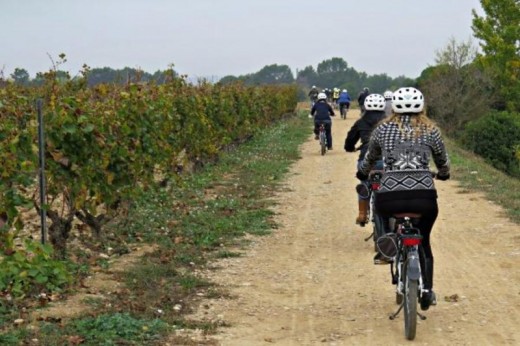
xmin=383 ymin=90 xmax=393 ymax=100
xmin=364 ymin=94 xmax=386 ymax=111
xmin=342 ymin=89 xmax=347 ymax=92
xmin=392 ymin=87 xmax=424 ymax=113
xmin=317 ymin=92 xmax=327 ymax=100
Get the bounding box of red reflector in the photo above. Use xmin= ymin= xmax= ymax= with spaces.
xmin=371 ymin=183 xmax=380 ymax=190
xmin=403 ymin=237 xmax=421 ymax=246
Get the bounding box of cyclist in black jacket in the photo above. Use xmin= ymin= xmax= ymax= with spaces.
xmin=357 ymin=87 xmax=370 ymax=115
xmin=310 ymin=92 xmax=335 ymax=150
xmin=345 ymin=94 xmax=387 ymax=226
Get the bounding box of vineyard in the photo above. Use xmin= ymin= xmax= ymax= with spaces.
xmin=0 ymin=68 xmax=298 ymax=300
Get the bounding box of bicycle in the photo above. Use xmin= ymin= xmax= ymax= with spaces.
xmin=377 ymin=213 xmax=427 ymax=340
xmin=339 ymin=103 xmax=349 ymax=119
xmin=318 ymin=123 xmax=327 ymax=155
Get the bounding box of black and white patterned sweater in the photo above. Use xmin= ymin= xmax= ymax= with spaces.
xmin=359 ymin=114 xmax=450 ymax=202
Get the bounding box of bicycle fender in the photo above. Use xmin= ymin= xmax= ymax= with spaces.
xmin=407 ymin=256 xmax=421 ymax=281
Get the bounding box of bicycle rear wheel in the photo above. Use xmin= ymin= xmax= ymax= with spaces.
xmin=403 ymin=264 xmax=418 ymax=340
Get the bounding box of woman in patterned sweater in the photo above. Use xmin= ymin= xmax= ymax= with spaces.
xmin=357 ymin=87 xmax=450 ymax=311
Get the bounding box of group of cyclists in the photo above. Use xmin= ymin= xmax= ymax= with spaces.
xmin=308 ymin=85 xmax=451 ymax=312
xmin=309 ymin=86 xmax=341 ymax=107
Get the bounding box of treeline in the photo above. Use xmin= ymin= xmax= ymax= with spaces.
xmin=7 ymin=57 xmax=415 ymax=104
xmin=6 ymin=64 xmax=176 ymax=87
xmin=218 ymin=57 xmax=415 ymax=100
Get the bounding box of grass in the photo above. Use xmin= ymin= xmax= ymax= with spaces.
xmin=445 ymin=137 xmax=520 ymax=223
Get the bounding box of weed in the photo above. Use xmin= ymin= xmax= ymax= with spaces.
xmin=215 ymin=250 xmax=242 ymax=258
xmin=0 ymin=240 xmax=71 ymax=299
xmin=446 ymin=138 xmax=520 ymax=223
xmin=178 ymin=274 xmax=212 ymax=292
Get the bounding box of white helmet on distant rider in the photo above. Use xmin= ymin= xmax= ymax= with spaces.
xmin=383 ymin=90 xmax=393 ymax=100
xmin=364 ymin=94 xmax=386 ymax=111
xmin=317 ymin=92 xmax=327 ymax=100
xmin=342 ymin=89 xmax=347 ymax=92
xmin=391 ymin=87 xmax=424 ymax=113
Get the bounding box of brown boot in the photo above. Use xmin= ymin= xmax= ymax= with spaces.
xmin=356 ymin=200 xmax=369 ymax=226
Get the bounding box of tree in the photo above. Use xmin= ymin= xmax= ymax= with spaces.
xmin=316 ymin=57 xmax=348 ymax=75
xmin=10 ymin=68 xmax=30 ymax=85
xmin=435 ymin=37 xmax=478 ymax=69
xmin=472 ymin=0 xmax=520 ymax=111
xmin=365 ymin=73 xmax=393 ymax=93
xmin=218 ymin=75 xmax=240 ymax=85
xmin=296 ymin=65 xmax=318 ymax=87
xmin=251 ymin=64 xmax=294 ymax=85
xmin=418 ymin=38 xmax=494 ymax=134
xmin=315 ymin=58 xmax=351 ymax=89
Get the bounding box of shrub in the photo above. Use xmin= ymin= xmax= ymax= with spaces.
xmin=462 ymin=111 xmax=520 ymax=177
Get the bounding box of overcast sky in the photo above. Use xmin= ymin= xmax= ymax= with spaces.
xmin=1 ymin=0 xmax=484 ymax=80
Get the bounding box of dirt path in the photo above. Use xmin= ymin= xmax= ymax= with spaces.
xmin=186 ymin=110 xmax=520 ymax=345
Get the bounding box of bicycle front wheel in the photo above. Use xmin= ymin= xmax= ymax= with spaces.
xmin=404 ymin=266 xmax=418 ymax=340
xmin=320 ymin=133 xmax=327 ymax=155
xmin=373 ymin=213 xmax=385 ymax=250
xmin=369 ymin=196 xmax=377 ymax=251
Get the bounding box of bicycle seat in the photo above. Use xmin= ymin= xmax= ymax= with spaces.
xmin=393 ymin=213 xmax=422 ymax=218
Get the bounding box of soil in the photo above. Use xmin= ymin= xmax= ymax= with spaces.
xmin=30 ymin=244 xmax=157 ymax=321
xmin=180 ymin=109 xmax=520 ymax=345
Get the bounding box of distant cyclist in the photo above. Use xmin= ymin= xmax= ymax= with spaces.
xmin=332 ymin=87 xmax=340 ymax=108
xmin=383 ymin=90 xmax=393 ymax=117
xmin=324 ymin=88 xmax=332 ymax=103
xmin=308 ymin=85 xmax=319 ymax=107
xmin=357 ymin=87 xmax=370 ymax=115
xmin=311 ymin=92 xmax=335 ymax=150
xmin=357 ymin=87 xmax=450 ymax=311
xmin=337 ymin=89 xmax=351 ymax=117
